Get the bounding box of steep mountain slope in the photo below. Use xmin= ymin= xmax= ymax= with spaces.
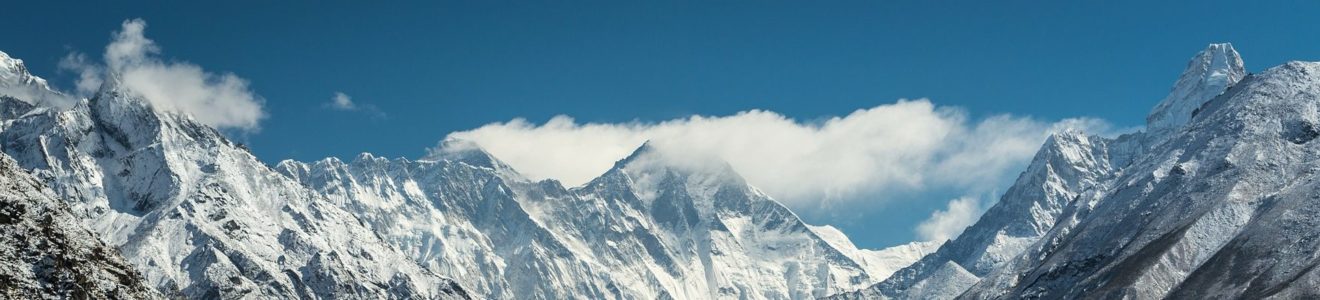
xmin=539 ymin=144 xmax=935 ymax=298
xmin=0 ymin=53 xmax=469 ymax=299
xmin=961 ymin=57 xmax=1320 ymax=299
xmin=1147 ymin=43 xmax=1246 ymax=134
xmin=278 ymin=141 xmax=937 ymax=299
xmin=0 ymin=51 xmax=66 ymax=108
xmin=832 ymin=130 xmax=1125 ymax=299
xmin=808 ymin=225 xmax=942 ymax=285
xmin=832 ymin=43 xmax=1246 ymax=299
xmin=0 ymin=47 xmax=927 ymax=299
xmin=277 ymin=143 xmax=616 ymax=299
xmin=0 ymin=153 xmax=161 ymax=299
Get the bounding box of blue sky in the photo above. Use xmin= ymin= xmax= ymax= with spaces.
xmin=4 ymin=1 xmax=1320 ymax=248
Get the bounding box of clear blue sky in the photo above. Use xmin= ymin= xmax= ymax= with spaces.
xmin=4 ymin=1 xmax=1320 ymax=248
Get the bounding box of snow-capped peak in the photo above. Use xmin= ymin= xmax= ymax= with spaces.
xmin=610 ymin=140 xmax=742 ymax=182
xmin=613 ymin=140 xmax=656 ymax=167
xmin=0 ymin=50 xmax=66 ymax=108
xmin=0 ymin=46 xmax=946 ymax=299
xmin=1147 ymin=43 xmax=1245 ymax=132
xmin=86 ymin=73 xmax=176 ymax=149
xmin=0 ymin=50 xmax=48 ymax=89
xmin=425 ymin=138 xmax=512 ymax=169
xmin=0 ymin=50 xmax=470 ymax=298
xmin=951 ymin=50 xmax=1320 ymax=300
xmin=833 ymin=120 xmax=1128 ymax=299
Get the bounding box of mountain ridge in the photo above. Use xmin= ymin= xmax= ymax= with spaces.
xmin=276 ymin=139 xmax=938 ymax=299
xmin=960 ymin=58 xmax=1320 ymax=299
xmin=0 ymin=152 xmax=162 ymax=299
xmin=831 ymin=42 xmax=1251 ymax=299
xmin=0 ymin=57 xmax=471 ymax=299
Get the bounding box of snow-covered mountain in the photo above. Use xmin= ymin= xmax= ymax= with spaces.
xmin=0 ymin=52 xmax=469 ymax=299
xmin=276 ymin=142 xmax=615 ymax=299
xmin=833 ymin=129 xmax=1127 ymax=299
xmin=1147 ymin=43 xmax=1246 ymax=134
xmin=8 ymin=39 xmax=1316 ymax=300
xmin=0 ymin=152 xmax=161 ymax=299
xmin=0 ymin=51 xmax=67 ymax=109
xmin=961 ymin=49 xmax=1320 ymax=299
xmin=277 ymin=139 xmax=938 ymax=299
xmin=835 ymin=43 xmax=1320 ymax=299
xmin=0 ymin=48 xmax=930 ymax=299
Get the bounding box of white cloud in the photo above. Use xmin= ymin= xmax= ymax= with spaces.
xmin=0 ymin=81 xmax=77 ymax=109
xmin=443 ymin=99 xmax=1114 ymax=211
xmin=915 ymin=196 xmax=983 ymax=242
xmin=328 ymin=92 xmax=356 ymax=110
xmin=105 ymin=19 xmax=158 ymax=71
xmin=58 ymin=53 xmax=102 ymax=96
xmin=64 ymin=19 xmax=266 ymax=131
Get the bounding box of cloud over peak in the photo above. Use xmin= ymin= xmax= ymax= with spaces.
xmin=63 ymin=19 xmax=266 ymax=131
xmin=444 ymin=99 xmax=1115 ymax=216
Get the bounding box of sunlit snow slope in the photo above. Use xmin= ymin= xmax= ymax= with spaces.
xmin=0 ymin=47 xmax=930 ymax=300
xmin=278 ymin=140 xmax=938 ymax=299
xmin=837 ymin=43 xmax=1320 ymax=299
xmin=0 ymin=51 xmax=469 ymax=299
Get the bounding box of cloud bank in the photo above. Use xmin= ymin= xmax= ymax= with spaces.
xmin=62 ymin=19 xmax=265 ymax=131
xmin=444 ymin=99 xmax=1114 ymax=214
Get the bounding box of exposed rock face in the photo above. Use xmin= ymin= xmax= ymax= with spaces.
xmin=0 ymin=153 xmax=161 ymax=299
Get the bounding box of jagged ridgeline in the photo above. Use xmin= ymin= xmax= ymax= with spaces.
xmin=0 ymin=49 xmax=933 ymax=299
xmin=0 ymin=51 xmax=469 ymax=299
xmin=837 ymin=44 xmax=1320 ymax=299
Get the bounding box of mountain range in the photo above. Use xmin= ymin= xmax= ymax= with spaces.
xmin=837 ymin=43 xmax=1320 ymax=299
xmin=0 ymin=49 xmax=934 ymax=298
xmin=3 ymin=42 xmax=1320 ymax=299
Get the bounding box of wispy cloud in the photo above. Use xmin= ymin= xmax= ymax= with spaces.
xmin=442 ymin=99 xmax=1115 ymax=217
xmin=58 ymin=53 xmax=102 ymax=96
xmin=324 ymin=91 xmax=386 ymax=118
xmin=328 ymin=92 xmax=356 ymax=110
xmin=61 ymin=19 xmax=266 ymax=131
xmin=916 ymin=196 xmax=983 ymax=242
